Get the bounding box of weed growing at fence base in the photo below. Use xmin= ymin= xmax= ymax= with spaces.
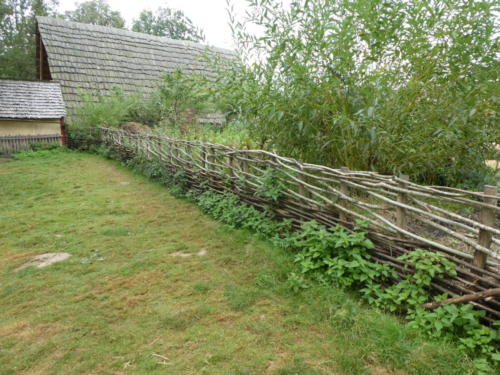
xmin=0 ymin=151 xmax=478 ymax=374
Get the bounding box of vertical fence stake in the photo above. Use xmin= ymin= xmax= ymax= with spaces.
xmin=339 ymin=167 xmax=350 ymax=223
xmin=207 ymin=147 xmax=213 ymax=173
xmin=474 ymin=185 xmax=497 ymax=269
xmin=298 ymin=169 xmax=306 ymax=198
xmin=228 ymin=153 xmax=235 ymax=179
xmin=396 ymin=174 xmax=409 ymax=236
xmin=199 ymin=146 xmax=205 ymax=173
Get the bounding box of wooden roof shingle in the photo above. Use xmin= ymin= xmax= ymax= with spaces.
xmin=36 ymin=17 xmax=234 ymax=122
xmin=0 ymin=80 xmax=65 ymax=119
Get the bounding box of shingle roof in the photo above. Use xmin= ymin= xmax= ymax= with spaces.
xmin=0 ymin=80 xmax=65 ymax=119
xmin=36 ymin=16 xmax=235 ymax=122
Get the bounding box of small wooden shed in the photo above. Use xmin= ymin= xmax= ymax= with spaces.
xmin=0 ymin=79 xmax=66 ymax=153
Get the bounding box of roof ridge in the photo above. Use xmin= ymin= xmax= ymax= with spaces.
xmin=36 ymin=16 xmax=235 ymax=55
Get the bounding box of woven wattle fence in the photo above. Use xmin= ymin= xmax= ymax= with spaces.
xmin=88 ymin=127 xmax=500 ymax=321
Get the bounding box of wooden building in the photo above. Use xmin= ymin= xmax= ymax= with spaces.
xmin=0 ymin=79 xmax=66 ymax=153
xmin=35 ymin=16 xmax=234 ymax=124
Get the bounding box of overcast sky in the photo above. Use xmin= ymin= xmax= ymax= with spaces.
xmin=57 ymin=0 xmax=266 ymax=50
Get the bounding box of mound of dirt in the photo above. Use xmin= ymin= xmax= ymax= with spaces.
xmin=120 ymin=122 xmax=152 ymax=134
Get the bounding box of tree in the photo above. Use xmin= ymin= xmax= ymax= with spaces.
xmin=64 ymin=0 xmax=125 ymax=28
xmin=218 ymin=0 xmax=499 ymax=186
xmin=0 ymin=0 xmax=58 ymax=79
xmin=132 ymin=7 xmax=204 ymax=42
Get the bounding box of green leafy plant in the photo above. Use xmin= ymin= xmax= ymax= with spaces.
xmin=283 ymin=220 xmax=498 ymax=371
xmin=255 ymin=168 xmax=287 ymax=204
xmin=286 ymin=272 xmax=309 ymax=293
xmin=73 ymin=87 xmax=164 ymax=128
xmin=409 ymin=305 xmax=499 ymax=373
xmin=196 ymin=191 xmax=291 ymax=239
xmin=370 ymin=249 xmax=457 ymax=312
xmin=73 ymin=87 xmax=136 ymax=128
xmin=288 ymin=220 xmax=395 ymax=289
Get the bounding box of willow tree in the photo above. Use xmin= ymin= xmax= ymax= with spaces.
xmin=218 ymin=0 xmax=499 ymax=186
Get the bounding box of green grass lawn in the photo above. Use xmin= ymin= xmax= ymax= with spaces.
xmin=0 ymin=150 xmax=474 ymax=375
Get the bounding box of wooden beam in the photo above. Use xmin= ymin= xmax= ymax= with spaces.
xmin=422 ymin=288 xmax=500 ymax=310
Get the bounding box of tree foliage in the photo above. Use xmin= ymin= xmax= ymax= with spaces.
xmin=0 ymin=0 xmax=57 ymax=79
xmin=132 ymin=6 xmax=204 ymax=42
xmin=217 ymin=0 xmax=499 ymax=186
xmin=64 ymin=0 xmax=125 ymax=28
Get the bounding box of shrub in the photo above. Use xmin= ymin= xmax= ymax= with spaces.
xmin=158 ymin=70 xmax=215 ymax=133
xmin=196 ymin=191 xmax=291 ymax=239
xmin=286 ymin=220 xmax=499 ymax=371
xmin=287 ymin=220 xmax=395 ymax=289
xmin=73 ymin=87 xmax=136 ymax=128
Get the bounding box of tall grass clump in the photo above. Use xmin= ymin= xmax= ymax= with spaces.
xmin=214 ymin=0 xmax=499 ymax=186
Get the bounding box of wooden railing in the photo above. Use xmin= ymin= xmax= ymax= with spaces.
xmin=0 ymin=134 xmax=61 ymax=154
xmin=88 ymin=127 xmax=500 ymax=320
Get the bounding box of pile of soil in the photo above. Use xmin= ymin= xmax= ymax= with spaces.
xmin=120 ymin=122 xmax=152 ymax=134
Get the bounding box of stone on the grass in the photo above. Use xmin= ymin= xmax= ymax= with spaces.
xmin=169 ymin=249 xmax=207 ymax=258
xmin=16 ymin=253 xmax=71 ymax=271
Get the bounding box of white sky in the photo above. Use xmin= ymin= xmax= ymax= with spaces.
xmin=57 ymin=0 xmax=262 ymax=50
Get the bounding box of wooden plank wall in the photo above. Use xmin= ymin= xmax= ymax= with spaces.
xmin=0 ymin=134 xmax=61 ymax=154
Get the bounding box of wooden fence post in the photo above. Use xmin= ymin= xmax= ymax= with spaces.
xmin=240 ymin=155 xmax=248 ymax=176
xmin=473 ymin=185 xmax=497 ymax=269
xmin=185 ymin=143 xmax=192 ymax=167
xmin=228 ymin=154 xmax=235 ymax=178
xmin=201 ymin=146 xmax=208 ymax=172
xmin=339 ymin=167 xmax=350 ymax=222
xmin=298 ymin=170 xmax=306 ymax=198
xmin=396 ymin=174 xmax=409 ymax=235
xmin=211 ymin=148 xmax=218 ymax=173
xmin=207 ymin=147 xmax=213 ymax=173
